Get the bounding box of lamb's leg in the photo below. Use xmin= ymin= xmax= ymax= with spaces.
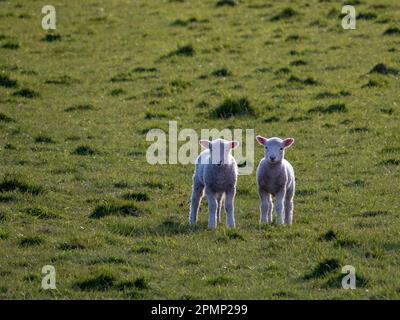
xmin=275 ymin=189 xmax=286 ymax=225
xmin=284 ymin=188 xmax=294 ymax=225
xmin=216 ymin=193 xmax=223 ymax=225
xmin=206 ymin=191 xmax=218 ymax=229
xmin=189 ymin=179 xmax=204 ymax=225
xmin=267 ymin=194 xmax=273 ymax=223
xmin=225 ymin=190 xmax=236 ymax=228
xmin=259 ymin=191 xmax=273 ymax=223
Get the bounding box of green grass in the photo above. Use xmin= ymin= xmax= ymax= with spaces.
xmin=1 ymin=0 xmax=400 ymax=299
xmin=212 ymin=97 xmax=256 ymax=118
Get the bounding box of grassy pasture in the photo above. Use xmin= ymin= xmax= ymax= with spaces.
xmin=0 ymin=0 xmax=400 ymax=299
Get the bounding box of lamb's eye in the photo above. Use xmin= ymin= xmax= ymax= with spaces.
xmin=265 ymin=147 xmax=268 ymax=150
xmin=280 ymin=147 xmax=283 ymax=151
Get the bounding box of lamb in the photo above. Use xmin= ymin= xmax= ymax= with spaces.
xmin=255 ymin=135 xmax=295 ymax=225
xmin=189 ymin=139 xmax=239 ymax=229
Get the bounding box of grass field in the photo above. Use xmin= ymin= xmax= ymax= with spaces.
xmin=0 ymin=0 xmax=399 ymax=299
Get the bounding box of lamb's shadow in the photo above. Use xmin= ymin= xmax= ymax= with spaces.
xmin=112 ymin=217 xmax=208 ymax=238
xmin=150 ymin=219 xmax=207 ymax=236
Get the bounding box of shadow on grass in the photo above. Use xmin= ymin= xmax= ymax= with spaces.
xmin=271 ymin=7 xmax=298 ymax=21
xmin=41 ymin=34 xmax=62 ymax=42
xmin=18 ymin=236 xmax=43 ymax=247
xmin=0 ymin=194 xmax=15 ymax=203
xmin=216 ymin=229 xmax=245 ymax=242
xmin=152 ymin=218 xmax=206 ymax=236
xmin=0 ymin=74 xmax=17 ymax=88
xmin=303 ymin=258 xmax=341 ymax=280
xmin=25 ymin=206 xmax=57 ymax=219
xmin=210 ymin=97 xmax=256 ymax=119
xmin=207 ymin=275 xmax=233 ymax=286
xmin=216 ymin=0 xmax=237 ymax=7
xmin=12 ymin=88 xmax=39 ymax=98
xmin=358 ymin=210 xmax=390 ymax=218
xmin=159 ymin=44 xmax=195 ymax=61
xmin=71 ymin=145 xmax=98 ymax=156
xmin=45 ymin=75 xmax=77 ymax=85
xmin=74 ymin=271 xmax=148 ymax=297
xmin=308 ymin=103 xmax=346 ymax=114
xmin=64 ymin=104 xmax=95 ymax=112
xmin=2 ymin=41 xmax=19 ymax=49
xmin=0 ymin=212 xmax=7 ymax=221
xmin=90 ymin=200 xmax=144 ymax=219
xmin=0 ymin=113 xmax=15 ymax=123
xmin=383 ymin=27 xmax=400 ymax=36
xmin=379 ymin=159 xmax=400 ymax=166
xmin=287 ymin=75 xmax=318 ymax=86
xmin=57 ymin=241 xmax=85 ymax=251
xmin=110 ymin=218 xmax=206 ymax=237
xmin=86 ymin=256 xmax=126 ymax=265
xmin=0 ymin=175 xmax=44 ymax=195
xmin=369 ymin=63 xmax=398 ymax=75
xmin=34 ymin=135 xmax=55 ymax=144
xmin=121 ymin=192 xmax=149 ymax=202
xmin=319 ymin=230 xmax=337 ymax=241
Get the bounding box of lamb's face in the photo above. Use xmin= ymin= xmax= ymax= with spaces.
xmin=200 ymin=139 xmax=239 ymax=165
xmin=264 ymin=138 xmax=285 ymax=163
xmin=256 ymin=136 xmax=294 ymax=164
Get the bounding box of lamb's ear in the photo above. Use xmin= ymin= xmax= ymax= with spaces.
xmin=283 ymin=138 xmax=294 ymax=149
xmin=230 ymin=141 xmax=240 ymax=149
xmin=199 ymin=140 xmax=211 ymax=149
xmin=256 ymin=135 xmax=267 ymax=146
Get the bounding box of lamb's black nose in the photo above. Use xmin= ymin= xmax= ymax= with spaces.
xmin=270 ymin=156 xmax=276 ymax=161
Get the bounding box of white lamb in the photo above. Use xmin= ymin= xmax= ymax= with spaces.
xmin=189 ymin=139 xmax=239 ymax=229
xmin=256 ymin=135 xmax=295 ymax=225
